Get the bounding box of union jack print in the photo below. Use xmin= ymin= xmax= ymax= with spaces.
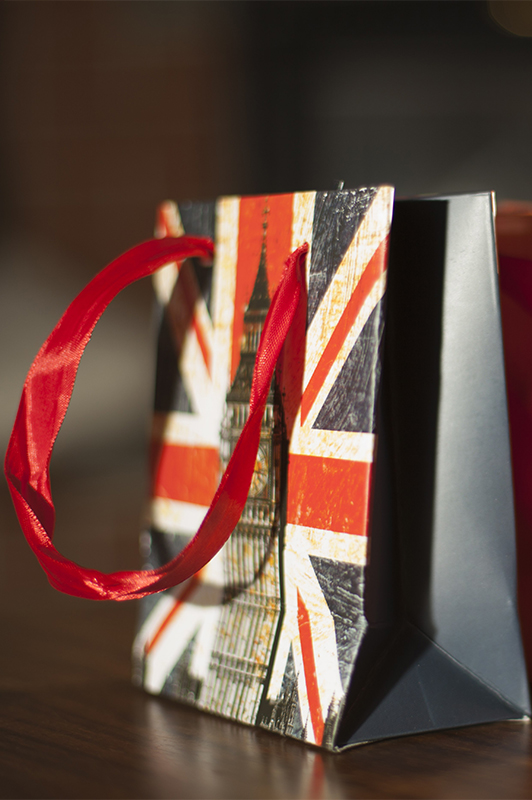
xmin=133 ymin=187 xmax=394 ymax=749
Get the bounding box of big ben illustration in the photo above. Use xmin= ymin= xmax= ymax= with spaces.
xmin=199 ymin=211 xmax=285 ymax=725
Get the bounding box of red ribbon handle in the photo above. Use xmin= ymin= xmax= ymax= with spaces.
xmin=5 ymin=235 xmax=308 ymax=601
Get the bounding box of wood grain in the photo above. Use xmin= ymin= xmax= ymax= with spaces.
xmin=1 ymin=459 xmax=532 ymax=799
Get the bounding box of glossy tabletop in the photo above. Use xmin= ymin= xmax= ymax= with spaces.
xmin=1 ymin=458 xmax=531 ymax=799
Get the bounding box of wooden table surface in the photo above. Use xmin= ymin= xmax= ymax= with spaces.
xmin=1 ymin=457 xmax=532 ymax=800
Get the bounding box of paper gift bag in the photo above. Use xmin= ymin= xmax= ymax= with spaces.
xmin=132 ymin=189 xmax=530 ymax=750
xmin=6 ymin=186 xmax=530 ymax=752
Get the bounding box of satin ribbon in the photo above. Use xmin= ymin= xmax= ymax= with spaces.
xmin=5 ymin=236 xmax=308 ymax=600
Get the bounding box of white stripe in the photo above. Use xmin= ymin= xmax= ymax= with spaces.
xmin=179 ymin=329 xmax=218 ymax=421
xmin=266 ymin=524 xmax=366 ymax=717
xmin=151 ymin=497 xmax=209 ymax=535
xmin=266 ymin=537 xmax=344 ymax=745
xmin=143 ymin=585 xmax=224 ymax=693
xmin=288 ymin=267 xmax=383 ymax=457
xmin=143 ymin=604 xmax=203 ymax=692
xmin=137 ymin=553 xmax=226 ymax=692
xmin=293 ymin=557 xmax=343 ymax=738
xmin=290 ymin=428 xmax=375 ymax=462
xmin=193 ymin=291 xmax=214 ymax=356
xmin=133 ymin=592 xmax=179 ymax=656
xmin=291 ymin=191 xmax=316 ymax=259
xmin=286 ymin=522 xmax=367 ymax=566
xmin=211 ymin=197 xmax=239 ymax=409
xmin=189 ymin=604 xmax=223 ymax=682
xmin=152 ymin=412 xmax=220 ymax=448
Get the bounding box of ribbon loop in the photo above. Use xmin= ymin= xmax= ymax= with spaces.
xmin=5 ymin=236 xmax=308 ymax=601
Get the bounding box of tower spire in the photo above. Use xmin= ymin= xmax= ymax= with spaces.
xmin=245 ymin=200 xmax=270 ymax=315
xmin=228 ymin=199 xmax=271 ymax=402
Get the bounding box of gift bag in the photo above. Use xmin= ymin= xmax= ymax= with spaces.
xmin=6 ymin=187 xmax=530 ymax=752
xmin=132 ymin=189 xmax=530 ymax=750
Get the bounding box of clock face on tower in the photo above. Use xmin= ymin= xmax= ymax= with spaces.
xmin=249 ymin=441 xmax=270 ymax=497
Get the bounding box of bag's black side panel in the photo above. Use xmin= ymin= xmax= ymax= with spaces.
xmin=424 ymin=194 xmax=529 ymax=712
xmin=387 ymin=194 xmax=529 ymax=714
xmin=385 ymin=198 xmax=448 ymax=640
xmin=338 ymin=194 xmax=529 ymax=750
xmin=344 ymin=622 xmax=524 ymax=748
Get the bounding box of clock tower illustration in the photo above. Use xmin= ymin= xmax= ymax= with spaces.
xmin=200 ymin=206 xmax=285 ymax=725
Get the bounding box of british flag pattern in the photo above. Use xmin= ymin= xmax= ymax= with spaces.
xmin=133 ymin=186 xmax=394 ymax=750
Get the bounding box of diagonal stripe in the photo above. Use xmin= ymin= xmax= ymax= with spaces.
xmin=165 ymin=304 xmax=214 ymax=419
xmin=178 ymin=262 xmax=212 ymax=376
xmin=302 ymin=187 xmax=393 ymax=387
xmin=144 ymin=572 xmax=202 ymax=655
xmin=166 ymin=278 xmax=192 ymax=357
xmin=300 ymin=237 xmax=388 ymax=425
xmin=301 ymin=272 xmax=386 ymax=435
xmin=307 ymin=189 xmax=378 ymax=325
xmin=152 ymin=202 xmax=185 ymax=305
xmin=156 ymin=201 xmax=185 ymax=238
xmin=297 ymin=589 xmax=324 ymax=745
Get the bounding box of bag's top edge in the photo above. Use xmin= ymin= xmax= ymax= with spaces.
xmin=396 ymin=190 xmax=494 ymax=202
xmin=176 ymin=185 xmax=395 ymax=207
xmin=175 ymin=187 xmax=494 ymax=209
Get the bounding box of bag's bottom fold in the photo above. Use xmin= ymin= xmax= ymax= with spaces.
xmin=337 ymin=622 xmax=525 ymax=749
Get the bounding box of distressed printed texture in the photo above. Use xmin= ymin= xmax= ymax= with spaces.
xmin=133 ymin=187 xmax=394 ymax=749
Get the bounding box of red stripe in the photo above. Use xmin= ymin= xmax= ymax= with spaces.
xmin=297 ymin=589 xmax=324 ymax=744
xmin=287 ymin=455 xmax=371 ymax=535
xmin=300 ymin=237 xmax=388 ymax=425
xmin=144 ymin=573 xmax=202 ymax=655
xmin=154 ymin=444 xmax=219 ymax=506
xmin=164 ymin=262 xmax=211 ymax=376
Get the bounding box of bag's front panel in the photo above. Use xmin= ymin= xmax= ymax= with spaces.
xmin=259 ymin=188 xmax=393 ymax=747
xmin=133 ymin=187 xmax=394 ymax=749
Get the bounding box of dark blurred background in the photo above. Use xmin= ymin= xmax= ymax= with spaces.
xmin=1 ymin=0 xmax=532 ymax=568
